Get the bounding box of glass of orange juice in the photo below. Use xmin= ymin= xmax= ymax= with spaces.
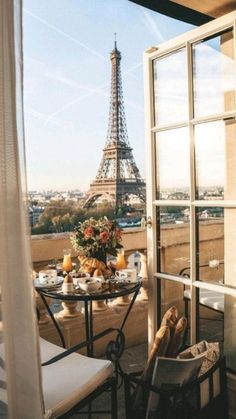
xmin=62 ymin=249 xmax=73 ymax=272
xmin=116 ymin=249 xmax=127 ymax=270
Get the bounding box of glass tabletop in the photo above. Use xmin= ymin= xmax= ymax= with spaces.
xmin=35 ymin=279 xmax=142 ymax=301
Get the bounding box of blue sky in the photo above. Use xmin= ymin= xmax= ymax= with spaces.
xmin=23 ymin=0 xmax=193 ymax=191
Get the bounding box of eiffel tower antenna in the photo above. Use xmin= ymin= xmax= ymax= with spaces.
xmin=84 ymin=41 xmax=146 ymax=209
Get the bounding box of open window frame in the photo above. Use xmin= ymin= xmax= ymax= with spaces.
xmin=144 ymin=10 xmax=236 ymax=373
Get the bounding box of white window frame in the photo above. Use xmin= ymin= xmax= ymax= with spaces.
xmin=144 ymin=10 xmax=236 ymax=349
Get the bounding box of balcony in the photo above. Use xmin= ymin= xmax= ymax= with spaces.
xmin=32 ymin=221 xmax=224 ymax=354
xmin=31 ymin=223 xmax=236 ymax=418
xmin=32 ymin=228 xmax=148 ymax=354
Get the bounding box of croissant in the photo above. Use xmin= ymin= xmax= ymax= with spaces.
xmin=78 ymin=256 xmax=107 ymax=272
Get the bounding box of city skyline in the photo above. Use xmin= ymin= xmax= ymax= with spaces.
xmin=23 ymin=0 xmax=193 ymax=191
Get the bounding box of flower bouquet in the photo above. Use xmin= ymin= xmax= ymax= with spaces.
xmin=71 ymin=217 xmax=123 ymax=278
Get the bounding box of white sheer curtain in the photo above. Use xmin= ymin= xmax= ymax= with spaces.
xmin=0 ymin=0 xmax=44 ymax=417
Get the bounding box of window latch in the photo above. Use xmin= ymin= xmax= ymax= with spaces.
xmin=146 ymin=216 xmax=152 ymax=229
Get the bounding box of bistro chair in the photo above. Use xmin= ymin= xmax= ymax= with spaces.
xmin=0 ymin=333 xmax=120 ymax=418
xmin=123 ymin=355 xmax=228 ymax=419
xmin=40 ymin=337 xmax=117 ymax=418
xmin=122 ymin=307 xmax=228 ymax=419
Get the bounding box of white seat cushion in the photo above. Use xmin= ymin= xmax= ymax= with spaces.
xmin=0 ymin=338 xmax=113 ymax=418
xmin=41 ymin=338 xmax=113 ymax=418
xmin=184 ymin=289 xmax=224 ymax=313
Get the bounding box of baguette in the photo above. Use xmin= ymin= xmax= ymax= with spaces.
xmin=132 ymin=325 xmax=170 ymax=410
xmin=161 ymin=306 xmax=178 ymax=340
xmin=166 ymin=316 xmax=187 ymax=358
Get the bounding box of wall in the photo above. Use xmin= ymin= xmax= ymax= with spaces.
xmin=31 ymin=227 xmax=147 ymax=266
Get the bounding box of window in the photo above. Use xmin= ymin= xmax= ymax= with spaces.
xmin=145 ymin=13 xmax=236 ymax=372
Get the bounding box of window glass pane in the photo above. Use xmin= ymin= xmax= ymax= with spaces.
xmin=193 ymin=29 xmax=236 ymax=117
xmin=197 ymin=289 xmax=236 ymax=372
xmin=197 ymin=207 xmax=224 ymax=284
xmin=156 ymin=128 xmax=190 ymax=200
xmin=195 ymin=121 xmax=224 ymax=200
xmin=224 ymin=294 xmax=236 ymax=371
xmin=224 ymin=208 xmax=236 ymax=289
xmin=153 ymin=49 xmax=188 ymax=125
xmin=157 ymin=207 xmax=190 ymax=276
xmin=195 ymin=120 xmax=236 ymax=200
xmin=198 ymin=289 xmax=224 ymax=343
xmin=160 ymin=278 xmax=190 ymax=347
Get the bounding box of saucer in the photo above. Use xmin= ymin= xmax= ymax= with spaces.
xmin=33 ymin=277 xmax=64 ymax=289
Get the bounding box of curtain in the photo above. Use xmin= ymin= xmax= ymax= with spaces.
xmin=0 ymin=1 xmax=44 ymax=417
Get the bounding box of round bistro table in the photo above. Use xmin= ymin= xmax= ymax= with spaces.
xmin=35 ymin=279 xmax=142 ymax=357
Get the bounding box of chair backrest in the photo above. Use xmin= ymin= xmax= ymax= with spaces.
xmin=146 ymin=355 xmax=228 ymax=419
xmin=146 ymin=353 xmax=205 ymax=418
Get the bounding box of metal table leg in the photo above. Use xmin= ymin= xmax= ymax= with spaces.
xmin=106 ymin=285 xmax=141 ymax=388
xmin=120 ymin=287 xmax=140 ymax=331
xmin=89 ymin=301 xmax=94 ymax=356
xmin=84 ymin=301 xmax=91 ymax=356
xmin=39 ymin=293 xmax=66 ymax=348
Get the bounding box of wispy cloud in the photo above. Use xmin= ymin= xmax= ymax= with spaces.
xmin=43 ymin=80 xmax=110 ymax=126
xmin=44 ymin=73 xmax=144 ymax=125
xmin=46 ymin=61 xmax=142 ymax=90
xmin=24 ymin=105 xmax=71 ymax=129
xmin=44 ymin=59 xmax=143 ymax=124
xmin=123 ymin=62 xmax=142 ymax=82
xmin=45 ymin=73 xmax=109 ymax=96
xmin=45 ymin=73 xmax=83 ymax=89
xmin=141 ymin=8 xmax=165 ymax=42
xmin=24 ymin=9 xmax=144 ymax=125
xmin=24 ymin=8 xmax=106 ymax=61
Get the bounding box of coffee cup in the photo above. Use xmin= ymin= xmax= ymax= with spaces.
xmin=115 ymin=268 xmax=137 ymax=283
xmin=38 ymin=269 xmax=57 ymax=285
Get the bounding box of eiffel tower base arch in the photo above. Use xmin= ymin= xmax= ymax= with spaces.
xmin=82 ymin=180 xmax=146 ymax=210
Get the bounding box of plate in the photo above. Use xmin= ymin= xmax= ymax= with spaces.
xmin=33 ymin=277 xmax=64 ymax=289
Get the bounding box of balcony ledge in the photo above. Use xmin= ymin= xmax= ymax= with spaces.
xmin=31 ymin=228 xmax=147 ymax=264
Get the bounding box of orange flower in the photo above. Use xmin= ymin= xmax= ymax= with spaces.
xmin=84 ymin=226 xmax=94 ymax=238
xmin=100 ymin=230 xmax=109 ymax=243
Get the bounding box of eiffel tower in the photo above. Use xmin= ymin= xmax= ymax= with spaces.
xmin=83 ymin=39 xmax=146 ymax=209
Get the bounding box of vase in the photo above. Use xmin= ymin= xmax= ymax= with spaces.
xmin=91 ymin=251 xmax=107 ymax=265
